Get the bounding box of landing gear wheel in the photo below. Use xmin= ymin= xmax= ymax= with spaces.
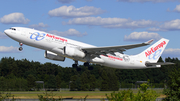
xmin=72 ymin=60 xmax=81 ymax=71
xmin=19 ymin=47 xmax=23 ymax=51
xmin=72 ymin=64 xmax=78 ymax=68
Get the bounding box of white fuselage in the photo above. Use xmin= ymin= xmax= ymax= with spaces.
xmin=4 ymin=27 xmax=149 ymax=69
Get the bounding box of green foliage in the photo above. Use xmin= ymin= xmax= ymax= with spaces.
xmin=70 ymin=75 xmax=79 ymax=91
xmin=38 ymin=91 xmax=63 ymax=101
xmin=106 ymin=83 xmax=159 ymax=101
xmin=135 ymin=83 xmax=159 ymax=101
xmin=0 ymin=76 xmax=28 ymax=91
xmin=163 ymin=66 xmax=180 ymax=101
xmin=81 ymin=72 xmax=89 ymax=91
xmin=0 ymin=92 xmax=17 ymax=101
xmin=101 ymin=69 xmax=119 ymax=91
xmin=0 ymin=57 xmax=177 ymax=91
xmin=89 ymin=74 xmax=96 ymax=91
xmin=46 ymin=75 xmax=57 ymax=88
xmin=106 ymin=90 xmax=134 ymax=101
xmin=100 ymin=70 xmax=109 ymax=91
xmin=27 ymin=74 xmax=36 ymax=90
xmin=140 ymin=83 xmax=149 ymax=92
xmin=56 ymin=74 xmax=61 ymax=88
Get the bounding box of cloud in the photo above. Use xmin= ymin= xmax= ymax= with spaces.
xmin=147 ymin=27 xmax=164 ymax=31
xmin=29 ymin=23 xmax=49 ymax=29
xmin=116 ymin=0 xmax=180 ymax=3
xmin=166 ymin=4 xmax=180 ymax=13
xmin=65 ymin=17 xmax=157 ymax=29
xmin=124 ymin=32 xmax=162 ymax=41
xmin=0 ymin=12 xmax=30 ymax=24
xmin=0 ymin=46 xmax=18 ymax=53
xmin=163 ymin=48 xmax=180 ymax=57
xmin=0 ymin=32 xmax=8 ymax=39
xmin=147 ymin=19 xmax=180 ymax=31
xmin=48 ymin=6 xmax=105 ymax=18
xmin=158 ymin=19 xmax=180 ymax=31
xmin=57 ymin=0 xmax=75 ymax=3
xmin=173 ymin=4 xmax=180 ymax=13
xmin=48 ymin=29 xmax=87 ymax=37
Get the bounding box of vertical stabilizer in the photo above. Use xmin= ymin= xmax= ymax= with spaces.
xmin=137 ymin=38 xmax=169 ymax=63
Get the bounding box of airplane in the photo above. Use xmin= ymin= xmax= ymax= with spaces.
xmin=4 ymin=27 xmax=174 ymax=70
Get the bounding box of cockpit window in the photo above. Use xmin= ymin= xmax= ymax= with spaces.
xmin=10 ymin=28 xmax=16 ymax=31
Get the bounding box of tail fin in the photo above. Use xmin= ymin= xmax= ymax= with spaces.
xmin=137 ymin=38 xmax=169 ymax=63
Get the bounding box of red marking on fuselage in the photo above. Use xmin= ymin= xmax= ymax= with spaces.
xmin=46 ymin=34 xmax=67 ymax=42
xmin=102 ymin=55 xmax=123 ymax=61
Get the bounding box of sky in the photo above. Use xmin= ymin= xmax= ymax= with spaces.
xmin=1 ymin=0 xmax=180 ymax=67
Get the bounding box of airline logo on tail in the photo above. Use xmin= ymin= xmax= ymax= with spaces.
xmin=145 ymin=41 xmax=166 ymax=60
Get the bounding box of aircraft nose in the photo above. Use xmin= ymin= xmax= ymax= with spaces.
xmin=4 ymin=29 xmax=10 ymax=35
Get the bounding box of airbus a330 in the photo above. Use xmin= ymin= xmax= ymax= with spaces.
xmin=4 ymin=27 xmax=173 ymax=70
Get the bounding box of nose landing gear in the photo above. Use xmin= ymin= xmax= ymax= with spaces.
xmin=19 ymin=47 xmax=23 ymax=51
xmin=19 ymin=42 xmax=23 ymax=51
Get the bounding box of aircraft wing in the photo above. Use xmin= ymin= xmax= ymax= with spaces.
xmin=82 ymin=39 xmax=154 ymax=56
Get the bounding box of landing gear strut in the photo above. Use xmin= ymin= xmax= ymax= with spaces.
xmin=84 ymin=62 xmax=89 ymax=67
xmin=19 ymin=42 xmax=23 ymax=51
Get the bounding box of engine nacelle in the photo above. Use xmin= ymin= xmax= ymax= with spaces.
xmin=64 ymin=46 xmax=85 ymax=58
xmin=44 ymin=51 xmax=65 ymax=61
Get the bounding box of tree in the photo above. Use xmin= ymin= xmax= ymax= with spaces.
xmin=70 ymin=75 xmax=78 ymax=91
xmin=56 ymin=74 xmax=61 ymax=88
xmin=27 ymin=74 xmax=36 ymax=90
xmin=108 ymin=72 xmax=119 ymax=91
xmin=163 ymin=66 xmax=180 ymax=101
xmin=100 ymin=70 xmax=109 ymax=91
xmin=106 ymin=82 xmax=159 ymax=101
xmin=89 ymin=74 xmax=96 ymax=91
xmin=81 ymin=72 xmax=89 ymax=91
xmin=0 ymin=76 xmax=7 ymax=91
xmin=46 ymin=75 xmax=57 ymax=88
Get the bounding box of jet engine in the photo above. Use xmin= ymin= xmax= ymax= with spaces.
xmin=44 ymin=51 xmax=65 ymax=61
xmin=64 ymin=46 xmax=85 ymax=58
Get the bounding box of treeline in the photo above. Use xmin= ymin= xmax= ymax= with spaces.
xmin=0 ymin=57 xmax=178 ymax=91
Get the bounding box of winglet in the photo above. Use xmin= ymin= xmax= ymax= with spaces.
xmin=145 ymin=39 xmax=154 ymax=45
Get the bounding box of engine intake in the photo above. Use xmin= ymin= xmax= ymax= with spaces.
xmin=44 ymin=51 xmax=65 ymax=61
xmin=64 ymin=46 xmax=85 ymax=58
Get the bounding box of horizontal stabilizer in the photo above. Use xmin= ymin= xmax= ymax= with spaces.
xmin=146 ymin=62 xmax=174 ymax=67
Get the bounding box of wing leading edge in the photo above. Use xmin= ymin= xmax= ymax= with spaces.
xmin=82 ymin=39 xmax=154 ymax=56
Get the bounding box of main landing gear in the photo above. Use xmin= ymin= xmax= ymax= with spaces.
xmin=72 ymin=61 xmax=81 ymax=71
xmin=84 ymin=62 xmax=93 ymax=70
xmin=72 ymin=61 xmax=93 ymax=71
xmin=19 ymin=42 xmax=23 ymax=51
